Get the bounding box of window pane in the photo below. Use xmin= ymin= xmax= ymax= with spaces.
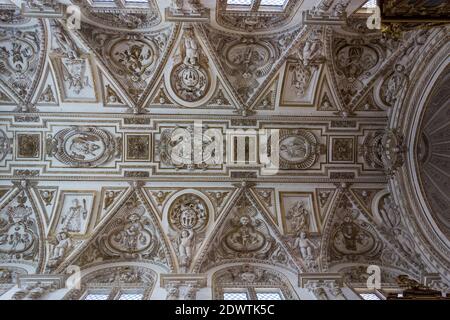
xmin=360 ymin=293 xmax=381 ymax=300
xmin=256 ymin=292 xmax=282 ymax=300
xmin=84 ymin=293 xmax=109 ymax=300
xmin=260 ymin=0 xmax=287 ymax=6
xmin=118 ymin=293 xmax=143 ymax=300
xmin=223 ymin=292 xmax=248 ymax=300
xmin=362 ymin=0 xmax=377 ymax=8
xmin=227 ymin=0 xmax=252 ymax=5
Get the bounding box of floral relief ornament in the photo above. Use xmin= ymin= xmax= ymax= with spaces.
xmin=168 ymin=194 xmax=209 ymax=272
xmin=170 ymin=26 xmax=210 ymax=103
xmin=0 ymin=23 xmax=42 ymax=101
xmin=0 ymin=193 xmax=38 ymax=261
xmin=46 ymin=126 xmax=119 ymax=168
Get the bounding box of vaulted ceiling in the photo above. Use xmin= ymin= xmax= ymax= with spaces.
xmin=0 ymin=0 xmax=449 ymax=300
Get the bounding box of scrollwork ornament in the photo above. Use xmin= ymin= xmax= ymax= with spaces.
xmin=168 ymin=194 xmax=209 ymax=272
xmin=170 ymin=26 xmax=210 ymax=103
xmin=50 ymin=127 xmax=118 ymax=168
xmin=277 ymin=129 xmax=320 ymax=169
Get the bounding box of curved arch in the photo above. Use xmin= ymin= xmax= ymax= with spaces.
xmin=162 ymin=188 xmax=215 ymax=231
xmin=210 ymin=262 xmax=299 ymax=300
xmin=388 ymin=32 xmax=450 ymax=280
xmin=64 ymin=261 xmax=159 ymax=300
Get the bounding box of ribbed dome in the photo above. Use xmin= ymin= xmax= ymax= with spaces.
xmin=416 ymin=66 xmax=450 ymax=238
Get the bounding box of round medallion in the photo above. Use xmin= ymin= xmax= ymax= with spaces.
xmin=109 ymin=39 xmax=157 ymax=83
xmin=168 ymin=194 xmax=208 ymax=232
xmin=64 ymin=132 xmax=105 ymax=163
xmin=52 ymin=127 xmax=116 ymax=167
xmin=170 ymin=63 xmax=209 ymax=103
xmin=279 ymin=135 xmax=311 ymax=163
xmin=0 ymin=38 xmax=36 ymax=74
xmin=277 ymin=129 xmax=319 ymax=169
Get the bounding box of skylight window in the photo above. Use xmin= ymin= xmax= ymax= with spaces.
xmin=118 ymin=293 xmax=144 ymax=300
xmin=360 ymin=293 xmax=381 ymax=300
xmin=223 ymin=292 xmax=249 ymax=300
xmin=362 ymin=0 xmax=377 ymax=8
xmin=227 ymin=0 xmax=252 ymax=5
xmin=256 ymin=292 xmax=283 ymax=300
xmin=84 ymin=293 xmax=109 ymax=300
xmin=260 ymin=0 xmax=287 ymax=6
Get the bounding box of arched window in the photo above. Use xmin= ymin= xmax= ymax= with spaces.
xmin=63 ymin=266 xmax=156 ymax=300
xmin=212 ymin=264 xmax=297 ymax=300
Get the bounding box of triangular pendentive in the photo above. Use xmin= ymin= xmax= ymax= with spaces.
xmin=142 ymin=187 xmax=179 ymax=219
xmin=67 ymin=189 xmax=175 ymax=272
xmin=201 ymin=188 xmax=235 ymax=221
xmin=193 ymin=188 xmax=300 ymax=273
xmin=317 ymin=71 xmax=340 ymax=111
xmin=34 ymin=65 xmax=59 ymax=106
xmin=77 ymin=22 xmax=178 ymax=107
xmin=354 ymin=87 xmax=384 ymax=112
xmin=0 ymin=19 xmax=46 ymax=104
xmin=319 ymin=191 xmax=383 ymax=271
xmin=201 ymin=25 xmax=302 ymax=108
xmin=315 ymin=188 xmax=336 ymax=226
xmin=0 ymin=184 xmax=46 ymax=272
xmin=253 ymin=187 xmax=278 ymax=226
xmin=0 ymin=86 xmax=15 ymax=105
xmin=98 ymin=69 xmax=129 ymax=108
xmin=252 ymin=75 xmax=279 ymax=111
xmin=96 ymin=186 xmax=129 ymax=226
xmin=34 ymin=186 xmax=59 ymax=228
xmin=351 ymin=188 xmax=384 ymax=215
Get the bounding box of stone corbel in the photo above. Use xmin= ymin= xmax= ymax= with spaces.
xmin=165 ymin=0 xmax=210 ymax=22
xmin=325 ymin=280 xmax=346 ymax=300
xmin=304 ymin=280 xmax=329 ymax=300
xmin=423 ymin=273 xmax=449 ymax=297
xmin=13 ymin=274 xmax=66 ymax=300
xmin=300 ymin=273 xmax=344 ymax=300
xmin=160 ymin=274 xmax=207 ymax=300
xmin=302 ymin=10 xmax=347 ymax=26
xmin=20 ymin=0 xmax=66 ymax=18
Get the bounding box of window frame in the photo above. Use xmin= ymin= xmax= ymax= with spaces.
xmin=354 ymin=288 xmax=386 ymax=300
xmin=223 ymin=287 xmax=285 ymax=300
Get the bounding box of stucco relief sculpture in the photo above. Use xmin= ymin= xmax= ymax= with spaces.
xmin=104 ymin=205 xmax=155 ymax=257
xmin=168 ymin=194 xmax=208 ymax=272
xmin=60 ymin=199 xmax=87 ymax=233
xmin=203 ymin=195 xmax=275 ymax=270
xmin=327 ymin=196 xmax=382 ymax=264
xmin=170 ymin=26 xmax=210 ymax=103
xmin=47 ymin=126 xmax=119 ymax=168
xmin=79 ymin=23 xmax=171 ymax=103
xmin=290 ymin=27 xmax=324 ymax=98
xmin=77 ymin=193 xmax=170 ymax=268
xmin=213 ymin=264 xmax=297 ymax=299
xmin=156 ymin=125 xmax=219 ymax=170
xmin=287 ymin=201 xmax=310 ymax=233
xmin=278 ymin=129 xmax=321 ymax=169
xmin=332 ymin=37 xmax=382 ymax=104
xmin=51 ymin=22 xmax=94 ymax=99
xmin=360 ymin=129 xmax=405 ymax=175
xmin=0 ymin=193 xmax=38 ymax=261
xmin=378 ymin=194 xmax=421 ymax=263
xmin=47 ymin=230 xmax=73 ymax=269
xmin=0 ymin=129 xmax=12 ymax=162
xmin=206 ymin=27 xmax=298 ymax=104
xmin=0 ymin=21 xmax=42 ymax=102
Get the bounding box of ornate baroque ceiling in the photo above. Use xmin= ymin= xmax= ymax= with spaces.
xmin=0 ymin=0 xmax=449 ymax=300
